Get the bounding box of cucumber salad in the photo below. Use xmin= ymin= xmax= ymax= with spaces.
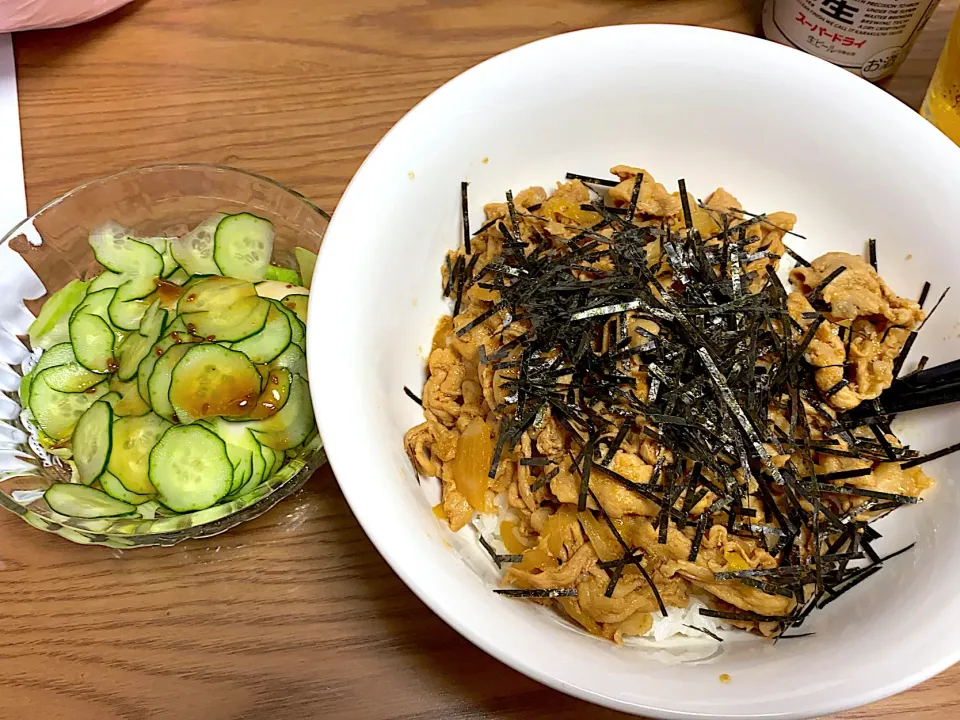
xmin=21 ymin=212 xmax=318 ymax=520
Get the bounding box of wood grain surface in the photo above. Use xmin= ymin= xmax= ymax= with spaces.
xmin=5 ymin=1 xmax=959 ymax=718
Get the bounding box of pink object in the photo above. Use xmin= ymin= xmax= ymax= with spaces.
xmin=0 ymin=0 xmax=134 ymax=32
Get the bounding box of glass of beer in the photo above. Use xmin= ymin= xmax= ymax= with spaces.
xmin=923 ymin=9 xmax=960 ymax=145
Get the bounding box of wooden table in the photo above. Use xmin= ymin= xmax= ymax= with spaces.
xmin=4 ymin=1 xmax=957 ymax=718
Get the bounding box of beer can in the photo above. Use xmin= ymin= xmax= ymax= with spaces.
xmin=763 ymin=0 xmax=941 ymax=81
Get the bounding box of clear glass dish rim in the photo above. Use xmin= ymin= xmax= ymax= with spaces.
xmin=1 ymin=162 xmax=332 ymax=247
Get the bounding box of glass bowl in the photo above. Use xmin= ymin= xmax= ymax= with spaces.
xmin=0 ymin=163 xmax=328 ymax=547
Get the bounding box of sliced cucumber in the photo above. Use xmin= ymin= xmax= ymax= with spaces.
xmin=280 ymin=293 xmax=308 ymax=324
xmin=236 ymin=367 xmax=291 ymax=420
xmin=230 ymin=303 xmax=290 ymax=363
xmin=226 ymin=442 xmax=268 ymax=497
xmin=18 ymin=371 xmax=32 ymax=406
xmin=148 ymin=343 xmax=192 ymax=422
xmin=45 ymin=483 xmax=135 ymax=518
xmin=265 ymin=265 xmax=301 ymax=285
xmin=166 ymin=268 xmax=190 ymax=285
xmin=109 ymin=376 xmax=150 ymax=417
xmin=21 ymin=343 xmax=77 ymax=404
xmin=153 ymin=278 xmax=184 ymax=313
xmin=42 ymin=362 xmax=105 ymax=393
xmin=290 ymin=316 xmax=306 ymax=352
xmin=107 ymin=412 xmax=171 ymax=495
xmin=179 ymin=275 xmax=209 ymax=292
xmin=136 ymin=236 xmax=179 ymax=277
xmin=139 ymin=298 xmax=166 ymax=336
xmin=116 ymin=299 xmax=167 ymax=380
xmin=229 ymin=454 xmax=253 ymax=494
xmin=228 ymin=470 xmax=263 ymax=499
xmin=270 ymin=444 xmax=285 ymax=476
xmin=136 ymin=500 xmax=161 ymax=519
xmin=89 ymin=271 xmax=125 ymax=293
xmin=29 ymin=371 xmax=107 ymax=440
xmin=272 ymin=300 xmax=306 ymax=351
xmin=213 ymin=213 xmax=274 ymax=282
xmin=244 ymin=374 xmax=313 ymax=450
xmin=224 ymin=423 xmax=270 ymax=497
xmin=164 ymin=316 xmax=189 ymax=338
xmin=118 ymin=333 xmax=157 ymax=381
xmin=72 ymin=400 xmax=113 ymax=485
xmin=25 ymin=217 xmax=318 ymax=518
xmin=260 ymin=442 xmax=284 ymax=478
xmin=177 ymin=276 xmax=257 ymax=315
xmin=169 ymin=344 xmax=262 ymax=423
xmin=71 ymin=288 xmax=116 ymax=325
xmin=89 ymin=222 xmax=164 ymax=276
xmin=28 ymin=279 xmax=88 ymax=350
xmin=270 ymin=445 xmax=284 ymax=477
xmin=270 ymin=343 xmax=307 ymax=379
xmin=260 ymin=444 xmax=279 ymax=481
xmin=170 ymin=213 xmax=225 ymax=276
xmin=203 ymin=417 xmax=264 ymax=494
xmin=137 ymin=333 xmax=192 ymax=405
xmin=149 ymin=424 xmax=233 ymax=511
xmin=137 ymin=338 xmax=169 ymax=406
xmin=179 ymin=281 xmax=269 ymax=340
xmin=100 ymin=471 xmax=153 ymax=504
xmin=32 ymin=343 xmax=77 ymax=373
xmin=99 ymin=391 xmax=122 ymax=409
xmin=108 ymin=276 xmax=157 ymax=331
xmin=70 ymin=313 xmax=116 ymax=374
xmin=295 ymin=246 xmax=317 ymax=289
xmin=255 ymin=280 xmax=308 ymax=302
xmin=244 ymin=433 xmax=267 ymax=492
xmin=181 ymin=296 xmax=269 ymax=342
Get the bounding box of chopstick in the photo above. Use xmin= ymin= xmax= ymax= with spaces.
xmin=894 ymin=358 xmax=960 ymax=389
xmin=869 ymin=360 xmax=960 ymax=415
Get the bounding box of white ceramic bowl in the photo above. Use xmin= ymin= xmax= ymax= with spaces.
xmin=310 ymin=25 xmax=960 ymax=719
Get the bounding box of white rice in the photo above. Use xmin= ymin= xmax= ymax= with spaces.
xmin=643 ymin=596 xmax=729 ymax=642
xmin=461 ymin=496 xmax=731 ymax=646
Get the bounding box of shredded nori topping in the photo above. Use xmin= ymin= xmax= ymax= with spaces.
xmin=479 ymin=535 xmax=523 ymax=568
xmin=683 ymin=624 xmax=724 ymax=642
xmin=461 ymin=181 xmax=472 ymax=256
xmin=901 ymin=441 xmax=960 ymax=470
xmin=564 ymin=172 xmax=618 ymax=187
xmin=437 ymin=172 xmax=948 ymax=640
xmin=698 ymin=608 xmax=787 ymax=623
xmin=816 ymin=468 xmax=872 ymax=482
xmin=530 ymin=466 xmax=560 ymax=492
xmin=809 ymin=265 xmax=846 ymax=304
xmin=891 ymin=332 xmax=917 ymax=380
xmin=403 ymin=386 xmax=422 ymax=406
xmin=494 ymin=588 xmax=578 ymax=598
xmin=920 ymin=288 xmax=950 ymax=328
xmin=784 ymin=245 xmax=810 ymax=267
xmin=824 ymin=378 xmax=850 ymax=398
xmin=628 ymin=173 xmax=645 ymax=223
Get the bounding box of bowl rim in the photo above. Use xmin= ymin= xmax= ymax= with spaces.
xmin=310 ymin=23 xmax=960 ymax=719
xmin=0 ymin=162 xmax=330 ymax=547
